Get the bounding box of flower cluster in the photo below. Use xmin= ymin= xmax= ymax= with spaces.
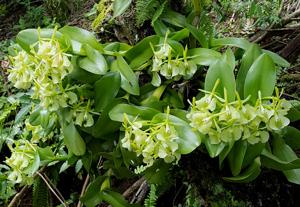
xmin=5 ymin=140 xmax=38 ymax=184
xmin=151 ymin=38 xmax=197 ymax=86
xmin=121 ymin=114 xmax=181 ymax=168
xmin=187 ymin=88 xmax=291 ymax=145
xmin=8 ymin=35 xmax=76 ymax=111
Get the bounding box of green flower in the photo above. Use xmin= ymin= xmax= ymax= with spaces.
xmin=8 ymin=51 xmax=35 ymax=89
xmin=267 ymin=114 xmax=290 ymax=131
xmin=5 ymin=140 xmax=39 ymax=184
xmin=187 ymin=111 xmax=213 ymax=134
xmin=246 ymin=130 xmax=269 ymax=144
xmin=195 ymin=94 xmax=217 ymax=112
xmin=221 ymin=126 xmax=243 ymax=142
xmin=121 ymin=115 xmax=181 ymax=168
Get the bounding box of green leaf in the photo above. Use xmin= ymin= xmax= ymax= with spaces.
xmin=223 ymin=157 xmax=261 ymax=183
xmin=272 ymin=136 xmax=300 ymax=184
xmin=63 ymin=122 xmax=86 ymax=156
xmin=125 ymin=35 xmax=160 ymax=69
xmin=160 ymin=9 xmax=187 ymax=27
xmin=261 ymin=149 xmax=300 ymax=171
xmin=59 ymin=26 xmax=103 ymax=55
xmin=100 ymin=190 xmax=131 ymax=207
xmin=228 ymin=140 xmax=248 ymax=176
xmin=16 ymin=29 xmax=66 ymax=52
xmin=262 ymin=50 xmax=290 ymax=67
xmin=112 ymin=0 xmax=132 ymax=19
xmin=210 ymin=37 xmax=251 ymax=50
xmin=78 ymin=44 xmax=108 ymax=75
xmin=69 ymin=56 xmax=101 ymax=83
xmin=109 ymin=104 xmax=160 ymax=122
xmin=244 ymin=53 xmax=276 ymax=103
xmin=81 ymin=176 xmax=107 ymax=207
xmin=15 ymin=104 xmax=31 ymax=123
xmin=24 ymin=152 xmax=40 ymax=176
xmin=236 ymin=44 xmax=262 ymax=98
xmin=219 ymin=141 xmax=234 ymax=168
xmin=284 ymin=126 xmax=300 ymax=150
xmin=205 ymin=52 xmax=236 ymax=101
xmin=186 ymin=24 xmax=208 ymax=48
xmin=152 ymin=20 xmax=168 ymax=36
xmin=94 ymin=72 xmax=121 ymax=112
xmin=169 ymin=28 xmax=190 ymax=41
xmin=188 ymin=48 xmax=221 ymax=66
xmin=242 ymin=142 xmax=265 ymax=168
xmin=91 ymin=99 xmax=123 ymax=138
xmin=111 ymin=56 xmax=140 ymax=95
xmin=152 ymin=113 xmax=202 ymax=154
xmin=204 ymin=137 xmax=226 ymax=158
xmin=224 ymin=48 xmax=235 ymax=71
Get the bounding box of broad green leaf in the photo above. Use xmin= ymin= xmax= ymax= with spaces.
xmin=242 ymin=142 xmax=265 ymax=168
xmin=125 ymin=35 xmax=160 ymax=69
xmin=244 ymin=53 xmax=276 ymax=103
xmin=169 ymin=28 xmax=190 ymax=41
xmin=167 ymin=39 xmax=184 ymax=55
xmin=15 ymin=104 xmax=31 ymax=123
xmin=94 ymin=72 xmax=121 ymax=112
xmin=63 ymin=122 xmax=86 ymax=156
xmin=81 ymin=176 xmax=107 ymax=207
xmin=284 ymin=126 xmax=300 ymax=150
xmin=160 ymin=9 xmax=187 ymax=27
xmin=152 ymin=113 xmax=202 ymax=154
xmin=103 ymin=42 xmax=132 ymax=55
xmin=112 ymin=0 xmax=132 ymax=19
xmin=24 ymin=153 xmax=40 ymax=176
xmin=69 ymin=56 xmax=101 ymax=83
xmin=263 ymin=50 xmax=290 ymax=67
xmin=205 ymin=52 xmax=236 ymax=101
xmin=188 ymin=48 xmax=221 ymax=66
xmin=272 ymin=136 xmax=300 ymax=184
xmin=109 ymin=104 xmax=160 ymax=122
xmin=16 ymin=29 xmax=65 ymax=52
xmin=186 ymin=24 xmax=208 ymax=48
xmin=261 ymin=149 xmax=300 ymax=171
xmin=100 ymin=190 xmax=131 ymax=207
xmin=228 ymin=140 xmax=248 ymax=176
xmin=210 ymin=37 xmax=251 ymax=50
xmin=78 ymin=44 xmax=108 ymax=75
xmin=224 ymin=48 xmax=235 ymax=71
xmin=59 ymin=26 xmax=103 ymax=54
xmin=204 ymin=137 xmax=226 ymax=158
xmin=219 ymin=141 xmax=234 ymax=168
xmin=29 ymin=107 xmax=42 ymax=126
xmin=223 ymin=157 xmax=261 ymax=183
xmin=111 ymin=56 xmax=140 ymax=95
xmin=91 ymin=99 xmax=123 ymax=138
xmin=236 ymin=44 xmax=262 ymax=98
xmin=153 ymin=20 xmax=169 ymax=36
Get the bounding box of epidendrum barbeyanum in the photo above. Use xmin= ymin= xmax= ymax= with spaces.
xmin=1 ymin=12 xmax=300 ymax=207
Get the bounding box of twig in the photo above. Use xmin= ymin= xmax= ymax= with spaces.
xmin=130 ymin=180 xmax=148 ymax=204
xmin=76 ymin=174 xmax=90 ymax=207
xmin=36 ymin=172 xmax=68 ymax=207
xmin=42 ymin=173 xmax=66 ymax=205
xmin=122 ymin=177 xmax=146 ymax=198
xmin=7 ymin=186 xmax=29 ymax=207
xmin=282 ymin=8 xmax=300 ymax=24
